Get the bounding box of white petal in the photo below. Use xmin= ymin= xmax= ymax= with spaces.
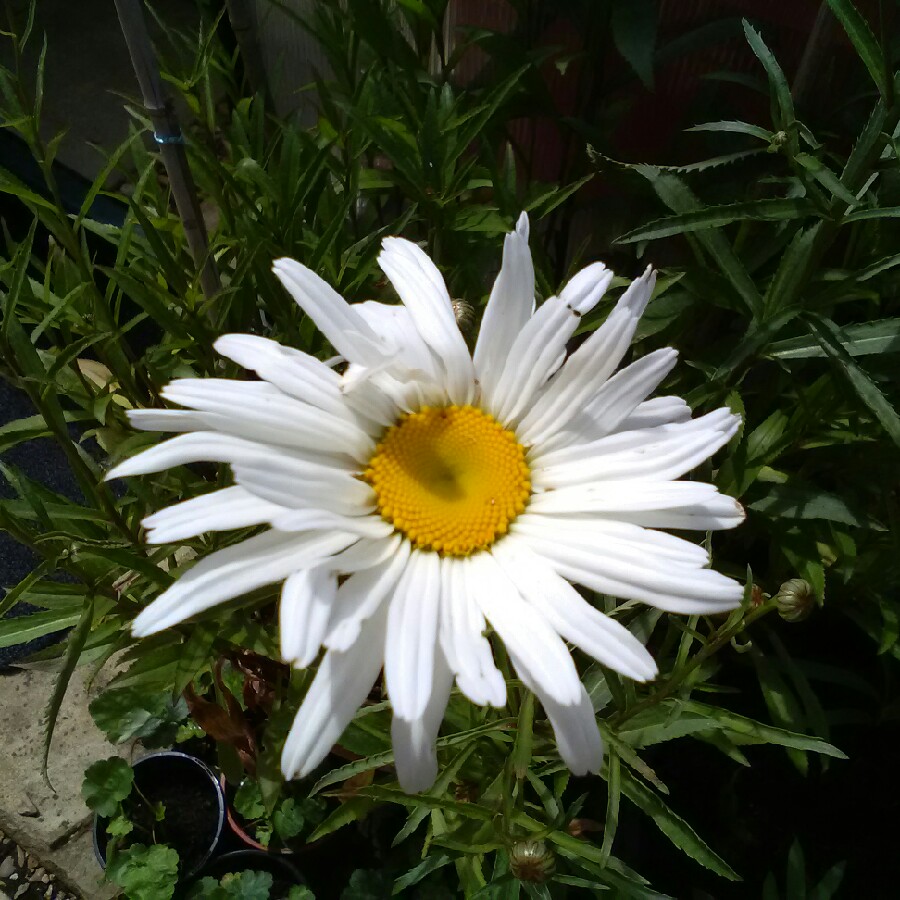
xmin=213 ymin=334 xmax=353 ymax=421
xmin=282 ymin=605 xmax=387 ymax=780
xmin=384 ymin=551 xmax=441 ymax=720
xmin=532 ymin=410 xmax=740 ymax=488
xmin=514 ymin=512 xmax=710 ymax=568
xmin=493 ymin=540 xmax=657 ymax=682
xmin=143 ymin=485 xmax=286 ymax=544
xmin=468 ymin=553 xmax=582 ymax=706
xmin=107 ymin=431 xmax=354 ymax=483
xmin=487 ymin=264 xmax=614 ymax=424
xmin=534 ymin=347 xmax=678 ymax=452
xmin=280 ymin=566 xmax=337 ymax=667
xmin=612 ymin=395 xmax=691 ymax=433
xmin=330 ymin=533 xmax=403 ymax=575
xmin=512 ymin=658 xmax=603 ymax=776
xmin=473 ymin=213 xmax=534 ymax=397
xmin=439 ymin=557 xmax=506 ymax=708
xmin=528 ymin=481 xmax=745 ymax=531
xmin=127 ymin=408 xmax=206 ymax=432
xmin=272 ymin=508 xmax=393 ymax=539
xmin=517 ymin=269 xmax=658 ymax=446
xmin=325 ymin=537 xmax=410 ymax=652
xmin=161 ymin=378 xmax=374 ymax=460
xmin=229 ymin=452 xmax=373 ymax=516
xmin=392 ymin=644 xmax=453 ymax=793
xmin=378 ymin=238 xmax=475 ymax=405
xmin=132 ymin=529 xmax=356 ymax=636
xmin=353 ymin=301 xmax=443 ymax=384
xmin=273 ymin=258 xmax=392 ymax=367
xmin=521 ymin=530 xmax=743 ymax=614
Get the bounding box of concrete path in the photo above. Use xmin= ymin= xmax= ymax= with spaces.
xmin=0 ymin=663 xmax=128 ymax=899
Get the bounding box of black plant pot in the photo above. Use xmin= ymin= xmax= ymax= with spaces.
xmin=93 ymin=751 xmax=226 ymax=880
xmin=182 ymin=850 xmax=306 ymax=899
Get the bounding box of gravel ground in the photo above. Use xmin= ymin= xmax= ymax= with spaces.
xmin=0 ymin=830 xmax=80 ymax=900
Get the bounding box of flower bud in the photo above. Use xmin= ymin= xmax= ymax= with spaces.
xmin=451 ymin=299 xmax=476 ymax=335
xmin=509 ymin=839 xmax=555 ymax=883
xmin=775 ymin=578 xmax=814 ymax=622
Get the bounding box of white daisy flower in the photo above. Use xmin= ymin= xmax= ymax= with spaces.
xmin=110 ymin=213 xmax=744 ymax=792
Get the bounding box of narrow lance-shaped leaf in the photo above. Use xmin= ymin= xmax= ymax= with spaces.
xmin=619 ymin=767 xmax=739 ymax=879
xmin=805 ymin=314 xmax=900 ymax=449
xmin=825 ymin=0 xmax=891 ymax=103
xmin=43 ymin=595 xmax=95 ymax=789
xmin=616 ymin=198 xmax=816 ymax=244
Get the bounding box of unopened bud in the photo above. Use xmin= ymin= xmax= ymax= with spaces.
xmin=775 ymin=578 xmax=814 ymax=622
xmin=451 ymin=299 xmax=476 ymax=335
xmin=509 ymin=839 xmax=555 ymax=883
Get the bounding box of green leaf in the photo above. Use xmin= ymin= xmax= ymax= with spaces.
xmin=748 ymin=482 xmax=884 ymax=529
xmin=618 ymin=768 xmax=739 ymax=879
xmin=340 ymin=867 xmax=394 ymax=900
xmin=43 ymin=595 xmax=95 ymax=788
xmin=173 ymin=622 xmax=218 ymax=694
xmin=742 ymin=20 xmax=796 ymax=145
xmin=273 ymin=798 xmax=307 ymax=841
xmin=810 ymin=861 xmax=846 ymax=900
xmin=106 ymin=844 xmax=179 ymax=900
xmin=616 ymin=199 xmax=814 ymax=243
xmin=106 ymin=815 xmax=134 ymax=838
xmin=687 ymin=120 xmax=774 ymax=141
xmin=89 ymin=686 xmax=189 ymax=745
xmin=635 ymin=166 xmax=763 ymax=317
xmin=307 ymin=796 xmax=374 ymax=843
xmin=842 ymin=205 xmax=900 ymax=223
xmin=82 ymin=756 xmax=133 ymax=817
xmin=767 ymin=318 xmax=900 ymax=358
xmin=233 ymin=778 xmax=266 ymax=821
xmin=824 ymin=0 xmax=890 ymax=101
xmin=0 ymin=606 xmax=80 ymax=650
xmin=392 ymin=852 xmax=455 ymax=894
xmin=763 ymin=223 xmax=822 ymax=317
xmin=794 ymin=153 xmax=859 ymax=207
xmin=805 ymin=315 xmax=900 ymax=449
xmin=611 ymin=0 xmax=657 ymax=88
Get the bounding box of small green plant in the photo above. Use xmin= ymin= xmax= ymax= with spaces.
xmin=82 ymin=757 xmax=180 ymax=900
xmin=187 ymin=871 xmax=314 ymax=900
xmin=231 ymin=777 xmax=327 ymax=849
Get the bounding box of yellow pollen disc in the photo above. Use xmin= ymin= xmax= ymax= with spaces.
xmin=363 ymin=405 xmax=531 ymax=557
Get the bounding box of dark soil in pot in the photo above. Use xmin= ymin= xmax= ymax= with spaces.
xmin=94 ymin=751 xmax=226 ymax=879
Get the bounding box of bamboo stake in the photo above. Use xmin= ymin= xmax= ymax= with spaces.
xmin=113 ymin=0 xmax=221 ymax=301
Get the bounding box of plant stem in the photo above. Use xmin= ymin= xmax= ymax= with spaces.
xmin=609 ymin=600 xmax=777 ymax=728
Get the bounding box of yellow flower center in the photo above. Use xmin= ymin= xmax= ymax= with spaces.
xmin=363 ymin=405 xmax=531 ymax=556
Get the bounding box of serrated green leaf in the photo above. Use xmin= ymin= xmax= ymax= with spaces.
xmin=611 ymin=0 xmax=657 ymax=88
xmin=767 ymin=318 xmax=900 ymax=358
xmin=742 ymin=20 xmax=795 ymax=146
xmin=618 ymin=768 xmax=739 ymax=879
xmin=687 ymin=120 xmax=774 ymax=141
xmin=43 ymin=594 xmax=95 ymax=787
xmin=616 ymin=198 xmax=814 ymax=244
xmin=805 ymin=315 xmax=900 ymax=448
xmin=824 ymin=0 xmax=890 ymax=101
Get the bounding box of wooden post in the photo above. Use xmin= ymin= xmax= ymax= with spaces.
xmin=113 ymin=0 xmax=221 ymax=301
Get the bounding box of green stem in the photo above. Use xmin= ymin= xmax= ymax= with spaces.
xmin=610 ymin=600 xmax=777 ymax=728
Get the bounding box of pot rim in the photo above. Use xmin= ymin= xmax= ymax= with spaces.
xmin=92 ymin=750 xmax=227 ymax=879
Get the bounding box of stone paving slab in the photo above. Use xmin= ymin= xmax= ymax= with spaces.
xmin=0 ymin=662 xmax=127 ymax=899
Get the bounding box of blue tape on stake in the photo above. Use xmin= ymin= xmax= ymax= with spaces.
xmin=153 ymin=131 xmax=185 ymax=145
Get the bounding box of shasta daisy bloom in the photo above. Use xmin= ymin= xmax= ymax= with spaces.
xmin=109 ymin=213 xmax=744 ymax=792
